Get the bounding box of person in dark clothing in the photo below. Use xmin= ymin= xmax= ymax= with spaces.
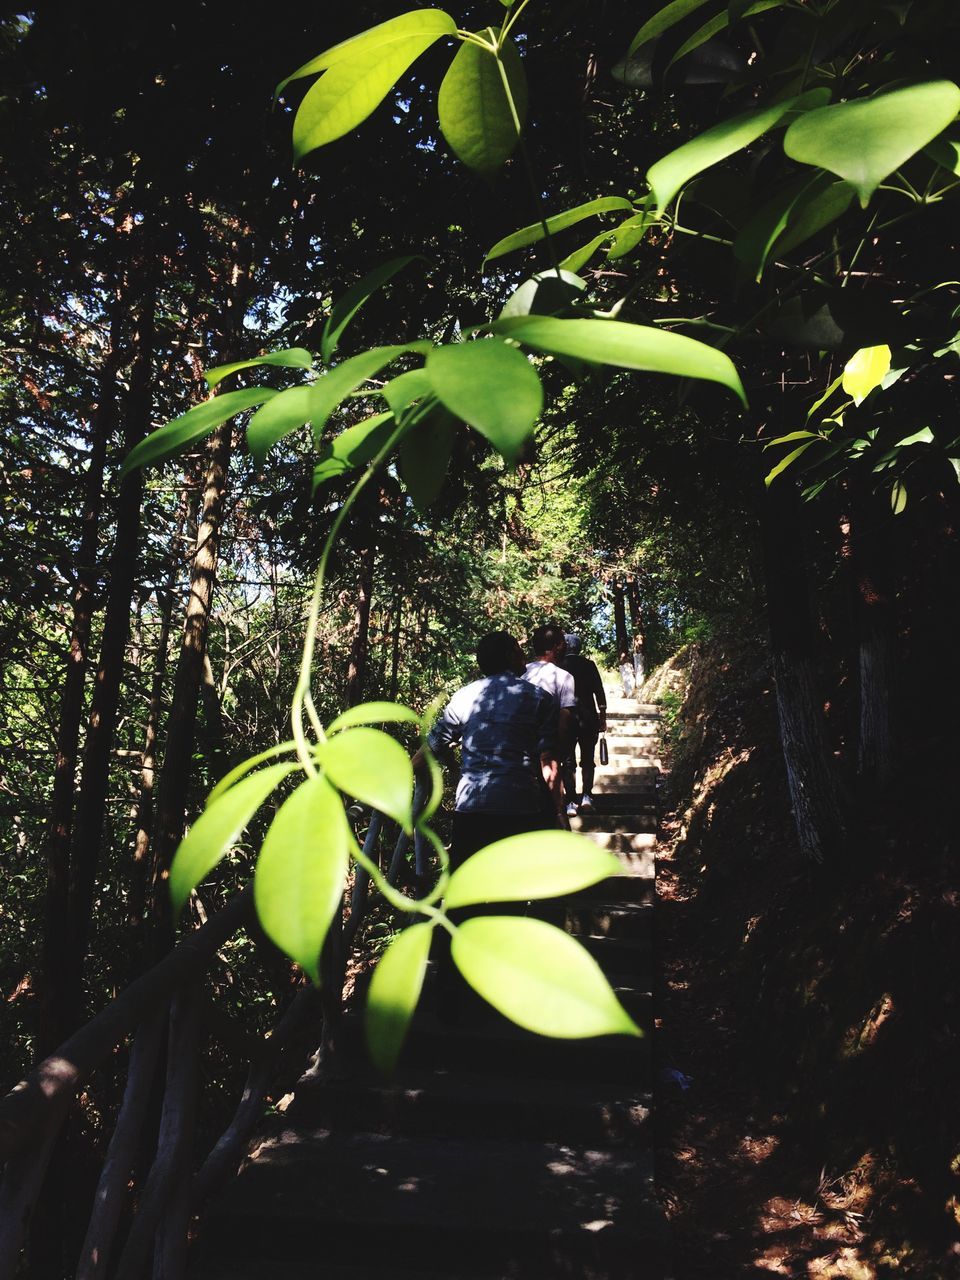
xmin=561 ymin=633 xmax=607 ymax=813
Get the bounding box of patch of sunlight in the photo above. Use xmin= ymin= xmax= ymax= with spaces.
xmin=840 ymin=992 xmax=896 ymax=1059
xmin=806 ymin=1247 xmax=875 ymax=1279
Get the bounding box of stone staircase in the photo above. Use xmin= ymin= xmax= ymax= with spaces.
xmin=190 ymin=696 xmax=668 ymax=1279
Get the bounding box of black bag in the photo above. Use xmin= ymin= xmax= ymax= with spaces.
xmin=598 ymin=735 xmax=609 ymax=766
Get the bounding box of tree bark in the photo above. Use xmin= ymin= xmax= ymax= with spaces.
xmin=850 ymin=481 xmax=898 ymax=790
xmin=760 ymin=484 xmax=847 ymax=861
xmin=345 ymin=537 xmax=375 ymax=708
xmin=612 ymin=576 xmax=630 ymax=659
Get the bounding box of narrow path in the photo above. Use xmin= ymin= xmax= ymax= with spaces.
xmin=192 ymin=695 xmax=668 ymax=1279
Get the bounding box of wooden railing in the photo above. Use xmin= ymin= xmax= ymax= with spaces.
xmin=0 ymin=787 xmax=429 ymax=1280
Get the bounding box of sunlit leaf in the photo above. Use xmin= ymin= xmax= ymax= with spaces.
xmin=842 ymin=345 xmax=892 ymax=406
xmin=484 ymin=197 xmax=633 ymax=262
xmin=204 ymin=348 xmax=314 ymax=390
xmin=246 ymin=386 xmax=316 ymax=463
xmin=452 ymin=916 xmax=641 ymax=1037
xmin=121 ymin=388 xmax=278 ymax=478
xmin=647 ymin=88 xmax=829 ymax=215
xmin=627 ymin=0 xmax=714 ymax=56
xmin=559 ymin=231 xmax=615 ymax=273
xmin=764 ymin=440 xmax=814 ymax=486
xmin=293 ymin=27 xmax=454 ymax=157
xmin=277 ymin=10 xmax=457 ymax=98
xmin=498 ymin=269 xmax=586 ymax=320
xmin=365 ymin=922 xmax=433 ymax=1075
xmin=310 ymin=344 xmax=430 ymax=444
xmin=607 ymin=212 xmax=656 ymax=261
xmin=319 ymin=726 xmax=414 ymax=832
xmin=490 ymin=316 xmax=746 ymax=404
xmin=426 ymin=340 xmax=543 ymax=463
xmin=895 ymin=427 xmax=934 ymax=447
xmin=169 ymin=762 xmax=297 ymax=915
xmin=382 ymin=369 xmax=434 ymax=416
xmin=399 ymin=406 xmax=457 ymax=510
xmin=253 ymin=775 xmax=351 ymax=984
xmin=322 ymin=256 xmax=418 ymax=364
xmin=327 ymin=701 xmax=421 ymax=734
xmin=312 ymin=412 xmax=398 ymax=489
xmin=734 ymin=172 xmax=854 ymax=281
xmin=438 ymin=31 xmax=527 ymax=173
xmin=208 ymin=741 xmax=298 ymax=805
xmin=890 ymin=480 xmax=908 ymax=515
xmin=924 ymin=134 xmax=960 ymax=175
xmin=783 ymin=81 xmax=960 ymax=207
xmin=667 ymin=0 xmax=783 ymax=68
xmin=445 ymin=830 xmax=621 ymax=909
xmin=762 ymin=429 xmax=818 ymax=450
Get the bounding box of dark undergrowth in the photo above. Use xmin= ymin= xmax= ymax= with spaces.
xmin=652 ymin=635 xmax=960 ymax=1279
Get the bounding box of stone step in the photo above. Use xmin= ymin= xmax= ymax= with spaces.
xmin=578 ymin=833 xmax=656 ymax=867
xmin=567 ymin=873 xmax=655 ymax=906
xmin=193 ymin=1130 xmax=667 ymax=1279
xmin=285 ymin=1069 xmax=653 ymax=1147
xmin=572 ymin=812 xmax=657 ymax=836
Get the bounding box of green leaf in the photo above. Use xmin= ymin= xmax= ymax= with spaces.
xmin=895 ymin=426 xmax=934 ymax=447
xmin=783 ymin=81 xmax=960 ymax=207
xmin=208 ymin=742 xmax=298 ymax=805
xmin=246 ymin=386 xmax=316 ymax=464
xmin=484 ymin=197 xmax=633 ymax=262
xmin=559 ymin=231 xmax=615 ymax=273
xmin=842 ymin=345 xmax=892 ymax=406
xmin=438 ymin=31 xmax=527 ymax=173
xmin=762 ymin=429 xmax=819 ymax=450
xmin=277 ymin=10 xmax=457 ymax=98
xmin=667 ymin=0 xmax=783 ymax=68
xmin=425 ymin=341 xmax=543 ymax=463
xmin=319 ymin=726 xmax=414 ymax=832
xmin=121 ymin=388 xmax=278 ymax=478
xmin=498 ymin=269 xmax=587 ymax=320
xmin=733 ymin=172 xmax=854 ymax=281
xmin=322 ymin=256 xmax=418 ymax=364
xmin=451 ymin=917 xmax=641 ymax=1038
xmin=924 ymin=134 xmax=960 ymax=175
xmin=311 ymin=344 xmax=430 ymax=443
xmin=169 ymin=762 xmax=297 ymax=915
xmin=399 ymin=406 xmax=457 ymax=510
xmin=312 ymin=412 xmax=398 ymax=489
xmin=890 ymin=480 xmax=908 ymax=515
xmin=365 ymin=922 xmax=433 ymax=1076
xmin=627 ymin=0 xmax=714 ymax=56
xmin=327 ymin=701 xmax=421 ymax=734
xmin=293 ymin=28 xmax=450 ymax=159
xmin=490 ymin=316 xmax=746 ymax=405
xmin=204 ymin=348 xmax=314 ymax=391
xmin=253 ymin=775 xmax=351 ymax=985
xmin=646 ymin=88 xmax=830 ymax=215
xmin=382 ymin=369 xmax=434 ymax=416
xmin=607 ymin=212 xmax=656 ymax=261
xmin=764 ymin=440 xmax=814 ymax=486
xmin=445 ymin=830 xmax=621 ymax=909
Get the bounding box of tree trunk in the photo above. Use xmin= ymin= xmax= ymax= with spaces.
xmin=850 ymin=481 xmax=898 ymax=791
xmin=760 ymin=485 xmax=847 ymax=861
xmin=39 ymin=330 xmax=121 ymax=1053
xmin=612 ymin=576 xmax=630 ymax=659
xmin=345 ymin=537 xmax=375 ymax=708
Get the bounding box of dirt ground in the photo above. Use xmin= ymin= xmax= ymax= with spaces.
xmin=651 ymin=639 xmax=960 ymax=1279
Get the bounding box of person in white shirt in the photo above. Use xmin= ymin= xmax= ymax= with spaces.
xmin=523 ymin=623 xmax=577 ymax=820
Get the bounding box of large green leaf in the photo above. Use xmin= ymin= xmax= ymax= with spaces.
xmin=169 ymin=762 xmax=297 ymax=915
xmin=425 ymin=341 xmax=542 ymax=463
xmin=490 ymin=316 xmax=746 ymax=404
xmin=322 ymin=256 xmax=418 ymax=364
xmin=293 ymin=29 xmax=449 ymax=158
xmin=925 ymin=133 xmax=960 ymax=175
xmin=246 ymin=386 xmax=316 ymax=464
xmin=382 ymin=368 xmax=433 ymax=416
xmin=763 ymin=440 xmax=815 ymax=486
xmin=327 ymin=701 xmax=421 ymax=735
xmin=438 ymin=31 xmax=527 ymax=173
xmin=498 ymin=269 xmax=587 ymax=320
xmin=733 ymin=172 xmax=852 ymax=281
xmin=312 ymin=412 xmax=398 ymax=489
xmin=204 ymin=348 xmax=314 ymax=390
xmin=319 ymin=726 xmax=414 ymax=832
xmin=484 ymin=197 xmax=633 ymax=262
xmin=121 ymin=388 xmax=278 ymax=478
xmin=310 ymin=344 xmax=430 ymax=443
xmin=842 ymin=344 xmax=891 ymax=406
xmin=646 ymin=88 xmax=829 ymax=214
xmin=253 ymin=775 xmax=351 ymax=985
xmin=607 ymin=211 xmax=656 ymax=261
xmin=559 ymin=231 xmax=615 ymax=273
xmin=783 ymin=81 xmax=960 ymax=207
xmin=399 ymin=406 xmax=457 ymax=510
xmin=627 ymin=0 xmax=714 ymax=56
xmin=207 ymin=742 xmax=298 ymax=805
xmin=667 ymin=0 xmax=783 ymax=68
xmin=445 ymin=830 xmax=621 ymax=909
xmin=365 ymin=922 xmax=433 ymax=1076
xmin=451 ymin=917 xmax=641 ymax=1038
xmin=277 ymin=10 xmax=457 ymax=97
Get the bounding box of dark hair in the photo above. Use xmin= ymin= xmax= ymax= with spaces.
xmin=476 ymin=631 xmax=519 ymax=676
xmin=531 ymin=623 xmax=565 ymax=656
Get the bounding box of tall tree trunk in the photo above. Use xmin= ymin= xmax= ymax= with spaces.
xmin=850 ymin=480 xmax=898 ymax=791
xmin=345 ymin=538 xmax=375 ymax=708
xmin=388 ymin=591 xmax=403 ymax=702
xmin=65 ymin=275 xmax=156 ymax=1024
xmin=39 ymin=328 xmax=121 ymax=1053
xmin=612 ymin=576 xmax=630 ymax=659
xmin=760 ymin=485 xmax=847 ymax=861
